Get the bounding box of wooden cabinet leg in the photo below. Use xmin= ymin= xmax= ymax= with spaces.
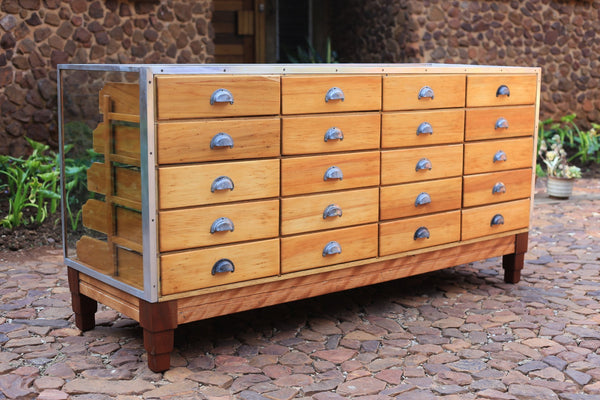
xmin=503 ymin=232 xmax=528 ymax=284
xmin=139 ymin=299 xmax=178 ymax=372
xmin=68 ymin=268 xmax=97 ymax=331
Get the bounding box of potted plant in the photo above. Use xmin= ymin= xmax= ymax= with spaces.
xmin=538 ymin=134 xmax=582 ymax=199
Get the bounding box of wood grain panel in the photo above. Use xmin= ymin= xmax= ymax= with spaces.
xmin=281 ymin=151 xmax=380 ymax=196
xmin=282 ymin=113 xmax=380 ymax=155
xmin=159 ymin=200 xmax=279 ymax=251
xmin=465 ymin=105 xmax=536 ymax=141
xmin=86 ymin=162 xmax=142 ymax=205
xmin=160 ymin=239 xmax=280 ymax=295
xmin=381 ymin=144 xmax=463 ymax=185
xmin=281 ymin=188 xmax=379 ymax=235
xmin=382 ymin=109 xmax=464 ymax=148
xmin=466 ymin=74 xmax=537 ymax=107
xmin=463 ymin=169 xmax=532 ymax=207
xmin=82 ymin=199 xmax=109 ymax=234
xmin=158 ymin=159 xmax=279 ymax=209
xmin=464 ymin=138 xmax=533 ymax=174
xmin=116 ymin=247 xmax=143 ymax=289
xmin=76 ymin=236 xmax=113 ymax=275
xmin=99 ymin=82 xmax=139 ymax=115
xmin=157 ymin=117 xmax=280 ymax=164
xmin=281 ymin=75 xmax=381 ymax=114
xmin=115 ymin=207 xmax=142 ymax=246
xmin=281 ymin=224 xmax=378 ymax=273
xmin=93 ymin=124 xmax=140 ymax=159
xmin=156 ymin=75 xmax=280 ymax=119
xmin=462 ymin=199 xmax=530 ymax=240
xmin=380 ymin=177 xmax=462 ymax=220
xmin=379 ymin=210 xmax=461 ymax=256
xmin=383 ymin=74 xmax=466 ymax=110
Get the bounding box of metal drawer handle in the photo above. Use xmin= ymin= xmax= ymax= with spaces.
xmin=210 ymin=132 xmax=234 ymax=149
xmin=210 ymin=88 xmax=234 ymax=105
xmin=324 ymin=166 xmax=343 ymax=181
xmin=418 ymin=86 xmax=434 ymax=100
xmin=491 ymin=214 xmax=505 ymax=226
xmin=414 ymin=226 xmax=430 ymax=240
xmin=492 ymin=182 xmax=506 ymax=194
xmin=211 ymin=176 xmax=234 ymax=192
xmin=212 ymin=258 xmax=235 ymax=275
xmin=416 ymin=158 xmax=432 ymax=171
xmin=417 ymin=122 xmax=433 ymax=136
xmin=325 ymin=87 xmax=345 ymax=102
xmin=210 ymin=217 xmax=234 ymax=234
xmin=322 ymin=241 xmax=342 ymax=257
xmin=324 ymin=127 xmax=344 ymax=142
xmin=323 ymin=204 xmax=343 ymax=219
xmin=415 ymin=192 xmax=432 ymax=207
xmin=496 ymin=85 xmax=510 ymax=97
xmin=493 ymin=150 xmax=507 ymax=163
xmin=495 ymin=117 xmax=509 ymax=130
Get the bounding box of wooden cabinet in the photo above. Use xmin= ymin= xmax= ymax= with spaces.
xmin=60 ymin=64 xmax=540 ymax=372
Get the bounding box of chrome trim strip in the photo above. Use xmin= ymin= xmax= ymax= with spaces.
xmin=64 ymin=258 xmax=145 ymax=298
xmin=57 ymin=69 xmax=67 ymax=260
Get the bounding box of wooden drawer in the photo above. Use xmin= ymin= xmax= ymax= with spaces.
xmin=382 ymin=109 xmax=464 ymax=148
xmin=156 ymin=75 xmax=280 ymax=120
xmin=381 ymin=144 xmax=463 ymax=185
xmin=281 ymin=75 xmax=381 ymax=114
xmin=466 ymin=74 xmax=537 ymax=107
xmin=465 ymin=106 xmax=536 ymax=141
xmin=463 ymin=169 xmax=532 ymax=208
xmin=159 ymin=200 xmax=279 ymax=252
xmin=461 ymin=199 xmax=530 ymax=241
xmin=281 ymin=224 xmax=378 ymax=273
xmin=380 ymin=177 xmax=462 ymax=220
xmin=383 ymin=74 xmax=466 ymax=111
xmin=464 ymin=138 xmax=533 ymax=175
xmin=160 ymin=239 xmax=279 ymax=295
xmin=281 ymin=151 xmax=380 ymax=196
xmin=158 ymin=159 xmax=279 ymax=209
xmin=379 ymin=211 xmax=461 ymax=256
xmin=281 ymin=188 xmax=379 ymax=235
xmin=157 ymin=117 xmax=280 ymax=164
xmin=282 ymin=113 xmax=380 ymax=155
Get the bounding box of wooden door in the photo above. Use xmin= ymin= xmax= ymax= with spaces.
xmin=213 ymin=0 xmax=266 ymax=63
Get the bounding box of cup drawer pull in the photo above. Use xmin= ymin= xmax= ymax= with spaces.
xmin=211 ymin=176 xmax=234 ymax=192
xmin=491 ymin=214 xmax=505 ymax=226
xmin=210 ymin=88 xmax=234 ymax=105
xmin=417 ymin=122 xmax=433 ymax=136
xmin=495 ymin=117 xmax=509 ymax=130
xmin=414 ymin=226 xmax=430 ymax=240
xmin=493 ymin=150 xmax=507 ymax=163
xmin=416 ymin=158 xmax=432 ymax=171
xmin=496 ymin=85 xmax=510 ymax=97
xmin=212 ymin=258 xmax=235 ymax=275
xmin=325 ymin=87 xmax=345 ymax=102
xmin=492 ymin=182 xmax=506 ymax=194
xmin=210 ymin=132 xmax=234 ymax=149
xmin=322 ymin=241 xmax=342 ymax=257
xmin=418 ymin=86 xmax=434 ymax=100
xmin=324 ymin=166 xmax=343 ymax=181
xmin=323 ymin=204 xmax=343 ymax=219
xmin=324 ymin=127 xmax=344 ymax=142
xmin=415 ymin=192 xmax=432 ymax=207
xmin=210 ymin=217 xmax=235 ymax=234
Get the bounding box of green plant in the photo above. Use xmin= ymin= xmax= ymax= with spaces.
xmin=286 ymin=37 xmax=338 ymax=63
xmin=538 ymin=134 xmax=582 ymax=179
xmin=538 ymin=114 xmax=600 ymax=165
xmin=63 ymin=147 xmax=95 ymax=231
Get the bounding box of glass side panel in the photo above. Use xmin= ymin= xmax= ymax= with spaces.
xmin=61 ymin=69 xmax=143 ymax=291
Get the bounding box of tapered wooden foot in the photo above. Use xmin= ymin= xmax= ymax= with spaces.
xmin=140 ymin=299 xmax=177 ymax=372
xmin=503 ymin=232 xmax=528 ymax=284
xmin=68 ymin=268 xmax=97 ymax=331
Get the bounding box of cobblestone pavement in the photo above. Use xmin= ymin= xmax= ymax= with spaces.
xmin=1 ymin=179 xmax=600 ymax=400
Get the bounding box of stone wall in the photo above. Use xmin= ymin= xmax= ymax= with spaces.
xmin=333 ymin=0 xmax=600 ymax=129
xmin=0 ymin=0 xmax=214 ymax=157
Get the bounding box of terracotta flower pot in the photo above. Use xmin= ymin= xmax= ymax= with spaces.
xmin=546 ymin=176 xmax=575 ymax=199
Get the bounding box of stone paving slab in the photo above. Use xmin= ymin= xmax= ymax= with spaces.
xmin=1 ymin=178 xmax=599 ymax=399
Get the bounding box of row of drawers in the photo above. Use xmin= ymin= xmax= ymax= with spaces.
xmin=156 ymin=106 xmax=536 ymax=164
xmin=158 ymin=139 xmax=533 ymax=209
xmin=160 ymin=198 xmax=530 ymax=295
xmin=155 ymin=74 xmax=538 ymax=120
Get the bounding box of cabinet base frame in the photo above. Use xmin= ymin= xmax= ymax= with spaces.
xmin=67 ymin=232 xmax=527 ymax=372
